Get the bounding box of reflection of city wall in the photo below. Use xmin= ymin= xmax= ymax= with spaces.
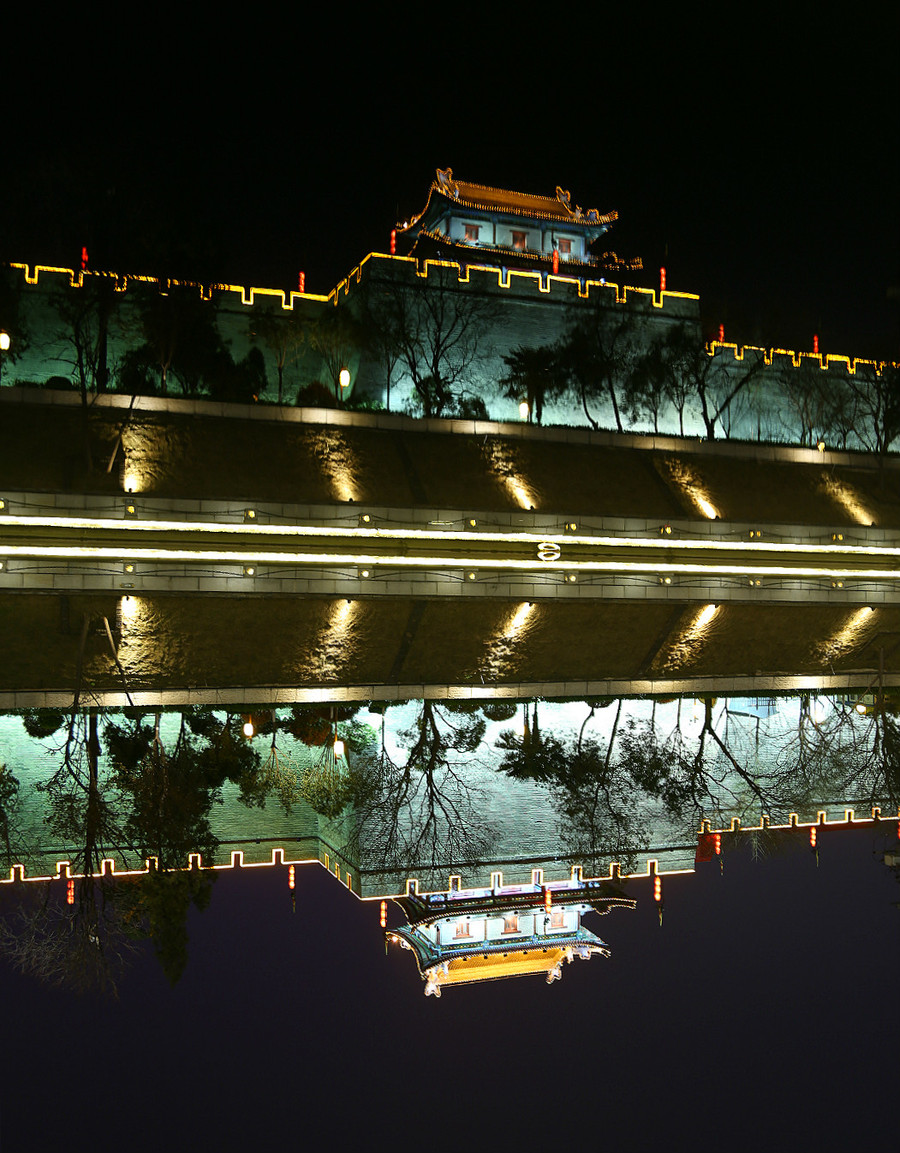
xmin=2 ymin=811 xmax=892 ymax=903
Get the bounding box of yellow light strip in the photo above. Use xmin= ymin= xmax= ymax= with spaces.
xmin=5 ymin=514 xmax=900 ymax=562
xmin=3 ymin=543 xmax=900 ymax=580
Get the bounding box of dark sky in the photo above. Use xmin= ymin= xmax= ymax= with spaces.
xmin=0 ymin=826 xmax=897 ymax=1152
xmin=3 ymin=13 xmax=898 ymax=358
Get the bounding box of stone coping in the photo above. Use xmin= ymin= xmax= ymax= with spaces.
xmin=2 ymin=385 xmax=898 ymax=472
xmin=0 ymin=672 xmax=892 ymax=710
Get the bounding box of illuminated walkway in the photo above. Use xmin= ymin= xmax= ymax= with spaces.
xmin=2 ymin=492 xmax=900 ymax=606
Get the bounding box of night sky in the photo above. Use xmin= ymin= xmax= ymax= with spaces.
xmin=2 ymin=14 xmax=899 ymax=1151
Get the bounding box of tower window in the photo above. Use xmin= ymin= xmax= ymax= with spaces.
xmin=511 ymin=230 xmax=527 ymax=250
xmin=558 ymin=238 xmax=572 ymax=255
xmin=464 ymin=224 xmax=480 ymax=242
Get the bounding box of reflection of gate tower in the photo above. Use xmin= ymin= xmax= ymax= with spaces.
xmin=385 ymin=868 xmax=636 ymax=997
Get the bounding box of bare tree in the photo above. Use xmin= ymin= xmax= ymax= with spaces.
xmin=391 ymin=266 xmax=501 ymax=418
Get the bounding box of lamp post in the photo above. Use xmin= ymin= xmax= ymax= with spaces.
xmin=0 ymin=331 xmax=10 ymax=387
xmin=338 ymin=366 xmax=351 ymax=403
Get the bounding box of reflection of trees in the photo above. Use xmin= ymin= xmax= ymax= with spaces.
xmin=0 ymin=762 xmax=21 ymax=870
xmin=769 ymin=695 xmax=900 ymax=815
xmin=0 ymin=706 xmax=268 ymax=991
xmin=348 ymin=701 xmax=494 ymax=875
xmin=1 ymin=708 xmax=134 ymax=994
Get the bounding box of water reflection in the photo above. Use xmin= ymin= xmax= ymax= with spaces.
xmin=2 ymin=691 xmax=897 ymax=994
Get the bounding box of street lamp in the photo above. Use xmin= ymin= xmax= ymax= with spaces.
xmin=519 ymin=400 xmax=530 ymax=421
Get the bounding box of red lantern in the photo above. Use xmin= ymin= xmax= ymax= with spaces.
xmin=659 ymin=266 xmax=666 ymax=292
xmin=718 ymin=324 xmax=725 ymax=343
xmin=552 ymin=249 xmax=559 ymax=276
xmin=380 ymin=900 xmax=387 ymax=928
xmin=298 ymin=271 xmax=305 ymax=294
xmin=813 ymin=334 xmax=819 ymax=354
xmin=80 ymin=247 xmax=89 ymax=271
xmin=390 ymin=230 xmax=396 ymax=256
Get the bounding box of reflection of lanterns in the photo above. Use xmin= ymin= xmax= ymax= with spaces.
xmin=380 ymin=900 xmax=387 ymax=928
xmin=809 ymin=827 xmax=817 ymax=848
xmin=66 ymin=879 xmax=75 ymax=905
xmin=333 ymin=738 xmax=345 ymax=759
xmin=0 ymin=331 xmax=10 ymax=351
xmin=242 ymin=717 xmax=255 ymax=738
xmin=390 ymin=229 xmax=396 ymax=255
xmin=653 ymin=876 xmax=662 ymax=902
xmin=288 ymin=865 xmax=296 ymax=890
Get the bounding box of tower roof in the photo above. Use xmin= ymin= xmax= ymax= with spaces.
xmin=398 ymin=168 xmax=618 ymax=236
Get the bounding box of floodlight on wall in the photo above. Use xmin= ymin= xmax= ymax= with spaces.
xmin=358 ymin=514 xmax=371 ymax=526
xmin=244 ymin=509 xmax=257 ymax=523
xmin=122 ymin=563 xmax=135 ymax=574
xmin=0 ymin=498 xmax=6 ymax=512
xmin=243 ymin=566 xmax=256 ymax=577
xmin=124 ymin=501 xmax=137 ymax=518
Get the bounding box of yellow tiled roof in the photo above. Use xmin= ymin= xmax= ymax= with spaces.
xmin=400 ymin=168 xmax=617 ymax=231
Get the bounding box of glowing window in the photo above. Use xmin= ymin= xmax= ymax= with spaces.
xmin=502 ymin=914 xmax=520 ymax=934
xmin=464 ymin=224 xmax=480 ymax=242
xmin=511 ymin=231 xmax=527 ymax=251
xmin=558 ymin=238 xmax=572 ymax=255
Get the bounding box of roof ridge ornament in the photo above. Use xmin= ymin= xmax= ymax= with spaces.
xmin=435 ymin=167 xmax=459 ymax=200
xmin=556 ymin=186 xmax=573 ymax=213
